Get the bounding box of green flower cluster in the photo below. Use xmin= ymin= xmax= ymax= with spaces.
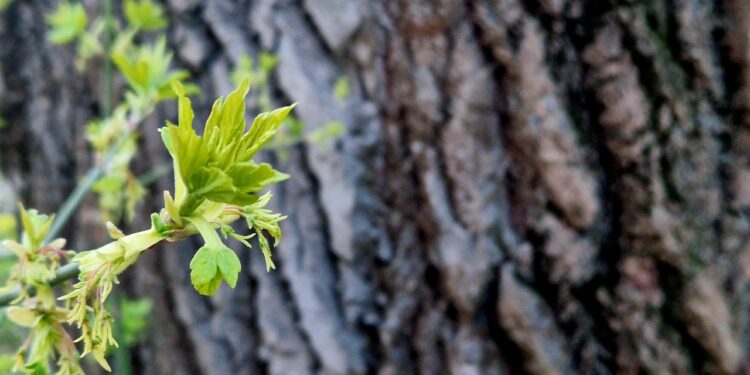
xmin=2 ymin=207 xmax=83 ymax=374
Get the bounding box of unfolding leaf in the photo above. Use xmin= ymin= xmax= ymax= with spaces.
xmin=188 ymin=167 xmax=236 ymax=202
xmin=18 ymin=205 xmax=54 ymax=250
xmin=189 ymin=247 xmax=223 ymax=295
xmin=187 ymin=217 xmax=241 ymax=295
xmin=111 ymin=37 xmax=194 ymax=100
xmin=162 ymin=80 xmax=293 ymax=216
xmin=239 ymin=105 xmax=296 ymax=160
xmin=215 ymin=247 xmax=241 ymax=288
xmin=189 ymin=245 xmax=240 ymax=295
xmin=228 ymin=162 xmax=289 ymax=192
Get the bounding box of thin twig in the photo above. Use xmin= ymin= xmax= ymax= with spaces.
xmin=0 ymin=263 xmax=80 ymax=306
xmin=44 ymin=132 xmax=133 ymax=244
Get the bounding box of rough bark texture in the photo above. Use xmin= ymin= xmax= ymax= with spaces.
xmin=2 ymin=0 xmax=750 ymax=374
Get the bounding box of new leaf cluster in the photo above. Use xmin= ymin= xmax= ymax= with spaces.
xmin=162 ymin=79 xmax=293 ymax=293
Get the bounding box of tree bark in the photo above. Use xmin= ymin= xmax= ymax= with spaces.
xmin=2 ymin=0 xmax=750 ymax=374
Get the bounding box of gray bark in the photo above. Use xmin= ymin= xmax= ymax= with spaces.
xmin=1 ymin=0 xmax=750 ymax=374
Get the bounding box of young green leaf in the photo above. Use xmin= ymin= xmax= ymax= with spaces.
xmin=227 ymin=162 xmax=289 ymax=193
xmin=189 ymin=246 xmax=241 ymax=294
xmin=18 ymin=205 xmax=54 ymax=250
xmin=189 ymin=247 xmax=224 ymax=295
xmin=123 ymin=0 xmax=167 ymax=31
xmin=241 ymin=105 xmax=297 ymax=160
xmin=46 ymin=2 xmax=87 ymax=45
xmin=75 ymin=17 xmax=104 ymax=70
xmin=161 ymin=79 xmax=293 ymax=216
xmin=111 ymin=37 xmax=197 ymax=100
xmin=187 ymin=217 xmax=241 ymax=295
xmin=333 ymin=76 xmax=349 ymax=102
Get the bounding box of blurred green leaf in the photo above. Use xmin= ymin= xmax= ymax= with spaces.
xmin=285 ymin=115 xmax=304 ymax=138
xmin=230 ymin=54 xmax=254 ymax=87
xmin=112 ymin=37 xmax=197 ymax=101
xmin=333 ymin=77 xmax=349 ymax=103
xmin=231 ymin=52 xmax=278 ymax=88
xmin=124 ymin=0 xmax=167 ymax=31
xmin=120 ymin=298 xmax=152 ymax=347
xmin=0 ymin=0 xmax=12 ymax=12
xmin=309 ymin=121 xmax=344 ymax=146
xmin=0 ymin=214 xmax=17 ymax=241
xmin=75 ymin=18 xmax=105 ymax=70
xmin=46 ymin=2 xmax=87 ymax=45
xmin=124 ymin=177 xmax=146 ymax=222
xmin=0 ymin=354 xmax=14 ymax=373
xmin=18 ymin=205 xmax=54 ymax=250
xmin=258 ymin=52 xmax=278 ymax=74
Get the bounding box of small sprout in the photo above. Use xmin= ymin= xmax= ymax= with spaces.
xmin=163 ymin=191 xmax=182 ymax=226
xmin=18 ymin=205 xmax=55 ymax=251
xmin=150 ymin=214 xmax=173 ymax=236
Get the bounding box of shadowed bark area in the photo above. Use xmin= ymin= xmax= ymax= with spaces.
xmin=1 ymin=0 xmax=750 ymax=374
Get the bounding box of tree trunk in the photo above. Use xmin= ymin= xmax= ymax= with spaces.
xmin=2 ymin=0 xmax=750 ymax=374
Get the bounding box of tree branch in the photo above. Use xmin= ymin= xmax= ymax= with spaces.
xmin=0 ymin=263 xmax=80 ymax=306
